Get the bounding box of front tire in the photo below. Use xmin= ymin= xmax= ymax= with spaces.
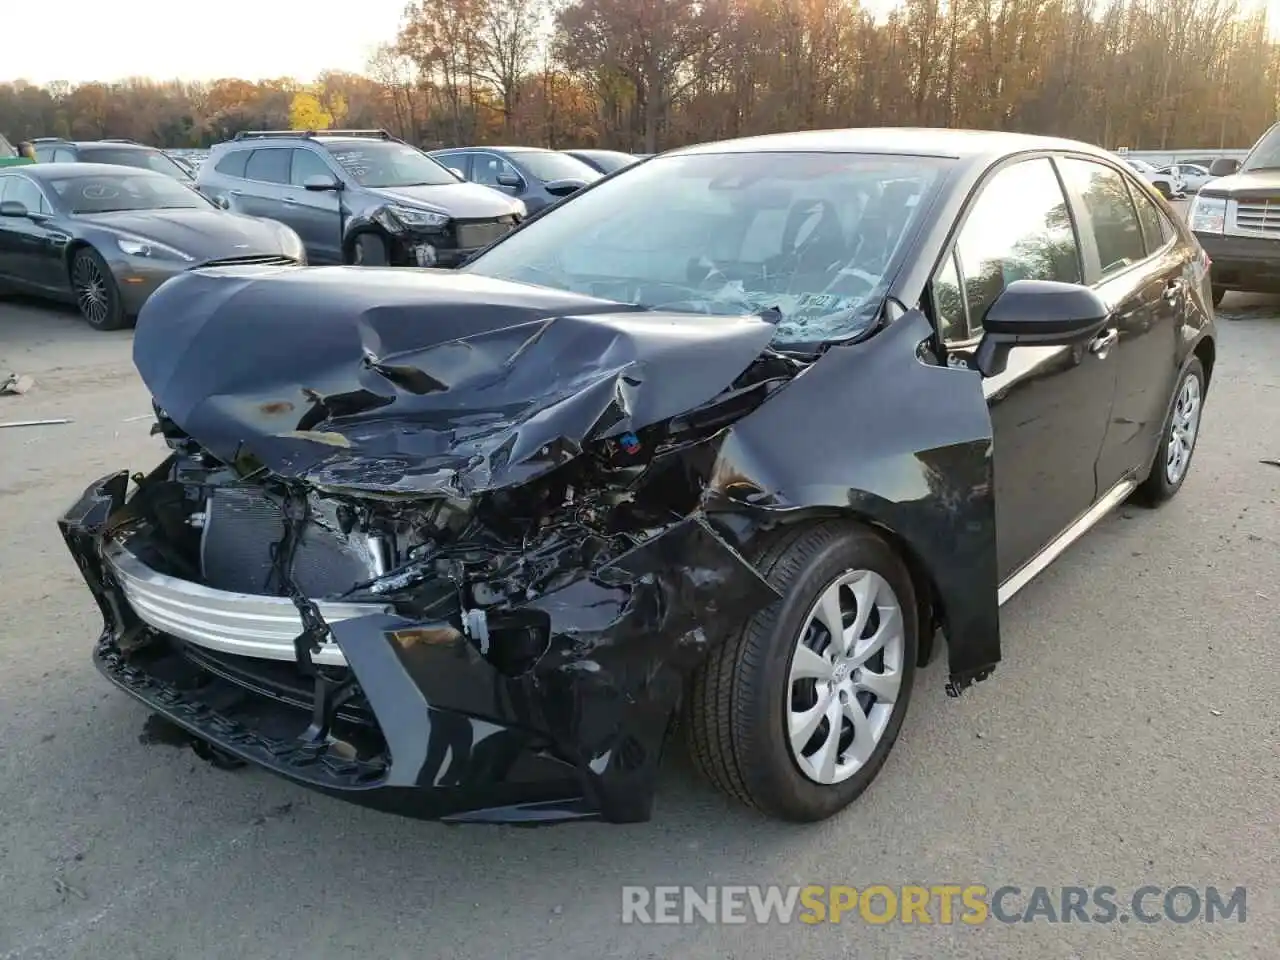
xmin=1134 ymin=357 xmax=1205 ymax=506
xmin=685 ymin=523 xmax=919 ymax=822
xmin=71 ymin=247 xmax=126 ymax=331
xmin=1211 ymin=285 xmax=1226 ymax=308
xmin=1155 ymin=181 xmax=1173 ymax=199
xmin=350 ymin=232 xmax=389 ymax=266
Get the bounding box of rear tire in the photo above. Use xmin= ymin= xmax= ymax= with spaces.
xmin=1134 ymin=357 xmax=1205 ymax=506
xmin=350 ymin=232 xmax=389 ymax=266
xmin=684 ymin=522 xmax=918 ymax=822
xmin=71 ymin=247 xmax=126 ymax=331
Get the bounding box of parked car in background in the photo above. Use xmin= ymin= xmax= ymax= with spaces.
xmin=66 ymin=128 xmax=1215 ymax=826
xmin=0 ymin=163 xmax=305 ymax=329
xmin=1159 ymin=163 xmax=1214 ymax=192
xmin=1191 ymin=121 xmax=1280 ymax=305
xmin=429 ymin=145 xmax=602 ymax=214
xmin=196 ymin=129 xmax=524 ymax=267
xmin=562 ymin=148 xmax=639 ymax=174
xmin=28 ymin=138 xmax=195 ymax=181
xmin=167 ymin=154 xmax=198 ymax=177
xmin=1122 ymin=157 xmax=1183 ymax=198
xmin=0 ymin=133 xmax=35 ymax=168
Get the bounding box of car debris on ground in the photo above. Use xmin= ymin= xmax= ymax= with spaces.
xmin=1 ymin=373 xmax=35 ymax=395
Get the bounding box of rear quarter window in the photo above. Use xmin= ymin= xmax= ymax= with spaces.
xmin=213 ymin=150 xmax=249 ymax=178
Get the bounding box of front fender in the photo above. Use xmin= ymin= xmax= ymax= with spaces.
xmin=705 ymin=310 xmax=999 ymax=694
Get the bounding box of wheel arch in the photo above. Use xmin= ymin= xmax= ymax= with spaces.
xmin=63 ymin=238 xmax=94 ymax=278
xmin=1193 ymin=332 xmax=1216 ymax=390
xmin=727 ymin=506 xmax=945 ymax=669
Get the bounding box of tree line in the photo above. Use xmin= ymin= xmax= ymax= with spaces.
xmin=2 ymin=0 xmax=1277 ymax=154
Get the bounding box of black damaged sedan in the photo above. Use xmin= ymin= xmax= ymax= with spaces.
xmin=61 ymin=129 xmax=1216 ymax=824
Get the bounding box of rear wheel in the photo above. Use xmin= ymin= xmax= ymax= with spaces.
xmin=71 ymin=247 xmax=126 ymax=331
xmin=350 ymin=232 xmax=389 ymax=266
xmin=684 ymin=522 xmax=918 ymax=822
xmin=1134 ymin=357 xmax=1205 ymax=506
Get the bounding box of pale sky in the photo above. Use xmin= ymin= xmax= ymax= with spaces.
xmin=4 ymin=0 xmax=1278 ymax=87
xmin=5 ymin=0 xmax=409 ymax=85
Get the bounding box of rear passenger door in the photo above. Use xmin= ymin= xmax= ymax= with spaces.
xmin=931 ymin=156 xmax=1119 ymax=580
xmin=1057 ymin=157 xmax=1189 ymax=490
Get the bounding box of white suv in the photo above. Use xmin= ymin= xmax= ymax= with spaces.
xmin=1122 ymin=158 xmax=1184 ymax=199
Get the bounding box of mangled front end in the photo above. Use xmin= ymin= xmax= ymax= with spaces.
xmin=62 ymin=267 xmax=1002 ymax=823
xmin=61 ymin=266 xmax=804 ymax=822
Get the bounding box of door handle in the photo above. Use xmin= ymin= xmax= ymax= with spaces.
xmin=228 ymin=190 xmax=244 ymax=198
xmin=1089 ymin=327 xmax=1119 ymax=357
xmin=281 ymin=197 xmax=299 ymax=205
xmin=1162 ymin=279 xmax=1184 ymax=301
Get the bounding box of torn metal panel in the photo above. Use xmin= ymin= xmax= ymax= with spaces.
xmin=702 ymin=310 xmax=1000 ymax=690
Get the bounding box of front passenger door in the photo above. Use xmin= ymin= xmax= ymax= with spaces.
xmin=933 ymin=157 xmax=1120 ymax=581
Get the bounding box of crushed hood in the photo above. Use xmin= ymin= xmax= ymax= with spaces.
xmin=133 ymin=265 xmax=779 ymax=496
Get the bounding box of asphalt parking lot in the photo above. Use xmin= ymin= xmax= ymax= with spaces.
xmin=2 ymin=280 xmax=1278 ymax=959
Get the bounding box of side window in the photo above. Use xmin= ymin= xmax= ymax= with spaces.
xmin=52 ymin=148 xmax=77 ymax=162
xmin=244 ymin=148 xmax=291 ymax=184
xmin=214 ymin=150 xmax=249 ymax=178
xmin=435 ymin=152 xmax=469 ymax=178
xmin=1126 ymin=179 xmax=1174 ymax=254
xmin=8 ymin=178 xmax=47 ymax=213
xmin=290 ymin=149 xmax=334 ymax=185
xmin=472 ymin=153 xmax=518 ymax=187
xmin=1057 ymin=158 xmax=1147 ymax=279
xmin=953 ymin=158 xmax=1082 ymax=334
xmin=931 ymin=249 xmax=968 ymax=343
xmin=34 ymin=146 xmax=56 ymax=162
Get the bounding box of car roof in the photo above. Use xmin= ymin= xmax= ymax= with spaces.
xmin=664 ymin=128 xmax=1115 ymax=165
xmin=14 ymin=162 xmax=171 ymax=180
xmin=568 ymin=148 xmax=634 ymax=158
xmin=434 ymin=146 xmax=552 ymax=155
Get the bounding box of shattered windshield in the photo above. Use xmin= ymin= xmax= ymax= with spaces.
xmin=464 ymin=151 xmax=947 ymax=344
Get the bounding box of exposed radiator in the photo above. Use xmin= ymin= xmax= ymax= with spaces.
xmin=199 ymin=486 xmax=381 ymax=598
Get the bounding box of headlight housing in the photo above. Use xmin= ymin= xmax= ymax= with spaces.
xmin=1189 ymin=195 xmax=1227 ymax=234
xmin=117 ymin=235 xmax=194 ymax=261
xmin=386 ymin=204 xmax=449 ymax=229
xmin=277 ymin=226 xmax=307 ymax=263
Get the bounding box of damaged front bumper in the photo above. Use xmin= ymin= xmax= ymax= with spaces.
xmin=62 ymin=470 xmax=777 ymax=824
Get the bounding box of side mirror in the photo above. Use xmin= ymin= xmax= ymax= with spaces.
xmin=496 ymin=172 xmax=522 ymax=189
xmin=303 ymin=174 xmax=341 ymax=192
xmin=0 ymin=200 xmax=27 ymax=218
xmin=212 ymin=194 xmax=231 ymax=209
xmin=1209 ymin=157 xmax=1240 ymax=177
xmin=974 ymin=279 xmax=1110 ymax=377
xmin=449 ymin=167 xmax=466 ymax=179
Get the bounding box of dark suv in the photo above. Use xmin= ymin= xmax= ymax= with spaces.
xmin=29 ymin=139 xmax=193 ymax=181
xmin=195 ymin=130 xmax=525 ymax=267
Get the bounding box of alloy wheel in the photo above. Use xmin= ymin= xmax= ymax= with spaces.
xmin=786 ymin=569 xmax=906 ymax=785
xmin=73 ymin=254 xmax=110 ymax=327
xmin=1165 ymin=373 xmax=1202 ymax=485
